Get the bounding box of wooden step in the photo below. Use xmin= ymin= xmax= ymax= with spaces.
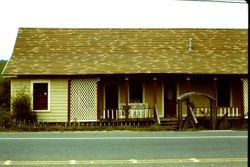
xmin=159 ymin=119 xmax=178 ymax=129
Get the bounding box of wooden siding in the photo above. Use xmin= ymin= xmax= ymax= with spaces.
xmin=11 ymin=79 xmax=68 ymax=122
xmin=11 ymin=79 xmax=31 ymax=96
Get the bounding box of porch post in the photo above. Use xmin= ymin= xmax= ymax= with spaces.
xmin=241 ymin=78 xmax=248 ymax=119
xmin=210 ymin=99 xmax=217 ymax=130
xmin=186 ymin=77 xmax=191 ymax=125
xmin=212 ymin=77 xmax=217 ymax=126
xmin=153 ymin=77 xmax=157 ymax=118
xmin=96 ymin=78 xmax=101 ymax=120
xmin=67 ymin=80 xmax=71 ymax=124
xmin=153 ymin=77 xmax=157 ymax=104
xmin=125 ymin=77 xmax=129 ymax=120
xmin=213 ymin=78 xmax=217 ymax=100
xmin=178 ymin=102 xmax=182 ymax=130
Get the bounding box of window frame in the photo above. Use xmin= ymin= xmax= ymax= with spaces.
xmin=31 ymin=80 xmax=51 ymax=112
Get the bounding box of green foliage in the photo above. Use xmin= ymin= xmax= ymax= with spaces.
xmin=0 ymin=83 xmax=10 ymax=111
xmin=0 ymin=60 xmax=10 ymax=111
xmin=11 ymin=89 xmax=37 ymax=123
xmin=0 ymin=60 xmax=7 ymax=73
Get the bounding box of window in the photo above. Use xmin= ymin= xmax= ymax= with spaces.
xmin=129 ymin=80 xmax=143 ymax=103
xmin=32 ymin=81 xmax=50 ymax=111
xmin=217 ymin=79 xmax=230 ymax=107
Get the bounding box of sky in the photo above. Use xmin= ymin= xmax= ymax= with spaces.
xmin=0 ymin=0 xmax=248 ymax=60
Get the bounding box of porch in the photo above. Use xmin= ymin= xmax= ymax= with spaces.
xmin=99 ymin=106 xmax=243 ymax=120
xmin=68 ymin=75 xmax=248 ymax=129
xmin=98 ymin=105 xmax=244 ymax=130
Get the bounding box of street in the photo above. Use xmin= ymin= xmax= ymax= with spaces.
xmin=0 ymin=130 xmax=247 ymax=166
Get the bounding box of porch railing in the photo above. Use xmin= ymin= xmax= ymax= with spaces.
xmin=193 ymin=107 xmax=242 ymax=118
xmin=101 ymin=103 xmax=154 ymax=120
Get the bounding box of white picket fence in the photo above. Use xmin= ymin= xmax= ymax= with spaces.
xmin=194 ymin=107 xmax=241 ymax=117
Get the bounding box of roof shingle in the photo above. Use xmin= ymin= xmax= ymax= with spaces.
xmin=2 ymin=28 xmax=248 ymax=76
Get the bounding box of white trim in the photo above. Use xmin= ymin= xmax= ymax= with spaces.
xmin=31 ymin=80 xmax=51 ymax=112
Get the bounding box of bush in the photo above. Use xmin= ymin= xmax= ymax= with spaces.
xmin=11 ymin=89 xmax=37 ymax=123
xmin=0 ymin=60 xmax=10 ymax=111
xmin=0 ymin=79 xmax=10 ymax=111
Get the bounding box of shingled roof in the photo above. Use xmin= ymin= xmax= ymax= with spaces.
xmin=2 ymin=28 xmax=248 ymax=76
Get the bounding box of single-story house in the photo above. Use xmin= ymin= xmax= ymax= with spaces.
xmin=2 ymin=28 xmax=248 ymax=125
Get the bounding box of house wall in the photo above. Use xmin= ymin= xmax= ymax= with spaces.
xmin=119 ymin=80 xmax=126 ymax=104
xmin=144 ymin=79 xmax=154 ymax=109
xmin=188 ymin=78 xmax=213 ymax=108
xmin=41 ymin=79 xmax=68 ymax=122
xmin=10 ymin=75 xmax=244 ymax=123
xmin=11 ymin=78 xmax=68 ymax=122
xmin=157 ymin=80 xmax=163 ymax=117
xmin=143 ymin=79 xmax=163 ymax=116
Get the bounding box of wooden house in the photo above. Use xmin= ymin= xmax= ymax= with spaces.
xmin=2 ymin=28 xmax=248 ymax=127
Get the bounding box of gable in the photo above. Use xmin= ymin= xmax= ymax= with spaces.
xmin=2 ymin=28 xmax=248 ymax=76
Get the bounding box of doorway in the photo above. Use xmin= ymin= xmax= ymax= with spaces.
xmin=105 ymin=84 xmax=119 ymax=119
xmin=164 ymin=84 xmax=177 ymax=118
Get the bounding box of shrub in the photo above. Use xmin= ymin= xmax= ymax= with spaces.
xmin=11 ymin=89 xmax=37 ymax=123
xmin=0 ymin=79 xmax=10 ymax=111
xmin=0 ymin=60 xmax=10 ymax=111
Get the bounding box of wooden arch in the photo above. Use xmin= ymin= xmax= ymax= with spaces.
xmin=177 ymin=92 xmax=216 ymax=130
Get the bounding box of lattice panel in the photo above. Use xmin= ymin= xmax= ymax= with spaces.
xmin=70 ymin=79 xmax=97 ymax=122
xmin=242 ymin=78 xmax=248 ymax=118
